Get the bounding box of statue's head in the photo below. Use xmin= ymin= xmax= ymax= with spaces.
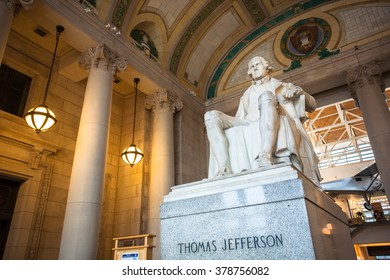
xmin=247 ymin=56 xmax=273 ymax=80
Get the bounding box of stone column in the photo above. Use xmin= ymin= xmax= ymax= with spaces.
xmin=145 ymin=89 xmax=182 ymax=259
xmin=0 ymin=1 xmax=34 ymax=64
xmin=345 ymin=61 xmax=390 ymax=203
xmin=0 ymin=0 xmax=15 ymax=64
xmin=59 ymin=43 xmax=126 ymax=259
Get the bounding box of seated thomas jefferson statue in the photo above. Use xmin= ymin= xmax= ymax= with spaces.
xmin=205 ymin=56 xmax=322 ymax=186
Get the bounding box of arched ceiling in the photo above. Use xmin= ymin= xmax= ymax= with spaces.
xmin=8 ymin=0 xmax=390 ymax=100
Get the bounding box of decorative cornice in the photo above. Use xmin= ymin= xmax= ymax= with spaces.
xmin=29 ymin=147 xmax=46 ymax=170
xmin=111 ymin=0 xmax=132 ymax=28
xmin=242 ymin=0 xmax=266 ymax=24
xmin=79 ymin=43 xmax=127 ymax=75
xmin=145 ymin=89 xmax=183 ymax=114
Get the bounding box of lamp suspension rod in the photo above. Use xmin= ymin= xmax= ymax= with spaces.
xmin=43 ymin=25 xmax=64 ymax=104
xmin=132 ymin=78 xmax=140 ymax=144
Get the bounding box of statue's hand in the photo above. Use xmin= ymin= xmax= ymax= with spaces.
xmin=283 ymin=83 xmax=302 ymax=99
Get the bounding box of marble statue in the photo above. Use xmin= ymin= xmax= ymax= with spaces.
xmin=205 ymin=56 xmax=322 ymax=185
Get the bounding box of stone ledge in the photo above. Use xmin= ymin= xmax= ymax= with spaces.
xmin=164 ymin=162 xmax=298 ymax=202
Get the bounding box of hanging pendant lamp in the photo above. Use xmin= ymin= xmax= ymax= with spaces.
xmin=121 ymin=78 xmax=144 ymax=166
xmin=24 ymin=25 xmax=64 ymax=133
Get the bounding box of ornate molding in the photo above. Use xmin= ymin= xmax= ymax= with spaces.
xmin=6 ymin=0 xmax=17 ymax=9
xmin=29 ymin=146 xmax=55 ymax=170
xmin=5 ymin=0 xmax=34 ymax=16
xmin=145 ymin=89 xmax=183 ymax=114
xmin=79 ymin=43 xmax=127 ymax=75
xmin=344 ymin=60 xmax=385 ymax=104
xmin=111 ymin=0 xmax=132 ymax=28
xmin=29 ymin=148 xmax=43 ymax=170
xmin=28 ymin=162 xmax=54 ymax=259
xmin=27 ymin=144 xmax=56 ymax=259
xmin=242 ymin=0 xmax=266 ymax=24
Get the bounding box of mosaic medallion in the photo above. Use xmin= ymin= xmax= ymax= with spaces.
xmin=281 ymin=17 xmax=331 ymax=60
xmin=207 ymin=0 xmax=329 ymax=99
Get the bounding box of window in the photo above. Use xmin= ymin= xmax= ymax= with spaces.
xmin=0 ymin=64 xmax=31 ymax=117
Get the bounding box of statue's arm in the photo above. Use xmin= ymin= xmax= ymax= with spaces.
xmin=282 ymin=82 xmax=316 ymax=112
xmin=303 ymin=90 xmax=316 ymax=113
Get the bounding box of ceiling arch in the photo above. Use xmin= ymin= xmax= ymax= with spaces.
xmin=13 ymin=0 xmax=390 ymax=100
xmin=206 ymin=0 xmax=331 ymax=99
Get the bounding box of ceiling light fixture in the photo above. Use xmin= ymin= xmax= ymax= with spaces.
xmin=24 ymin=25 xmax=64 ymax=133
xmin=121 ymin=78 xmax=144 ymax=167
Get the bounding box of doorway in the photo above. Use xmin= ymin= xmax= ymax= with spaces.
xmin=0 ymin=178 xmax=21 ymax=259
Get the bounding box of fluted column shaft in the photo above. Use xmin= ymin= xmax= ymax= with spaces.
xmin=345 ymin=61 xmax=390 ymax=203
xmin=59 ymin=43 xmax=126 ymax=259
xmin=145 ymin=89 xmax=182 ymax=259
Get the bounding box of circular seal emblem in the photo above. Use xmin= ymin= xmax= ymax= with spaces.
xmin=281 ymin=17 xmax=331 ymax=60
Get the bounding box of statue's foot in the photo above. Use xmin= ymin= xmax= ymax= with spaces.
xmin=255 ymin=160 xmax=272 ymax=168
xmin=255 ymin=154 xmax=273 ymax=168
xmin=216 ymin=167 xmax=231 ymax=177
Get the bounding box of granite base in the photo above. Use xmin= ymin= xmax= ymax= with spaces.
xmin=160 ymin=163 xmax=356 ymax=260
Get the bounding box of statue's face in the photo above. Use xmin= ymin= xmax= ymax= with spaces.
xmin=248 ymin=57 xmax=266 ymax=80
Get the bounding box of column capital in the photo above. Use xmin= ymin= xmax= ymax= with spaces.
xmin=6 ymin=0 xmax=17 ymax=9
xmin=5 ymin=0 xmax=34 ymax=15
xmin=145 ymin=89 xmax=183 ymax=114
xmin=18 ymin=0 xmax=34 ymax=8
xmin=344 ymin=60 xmax=385 ymax=103
xmin=79 ymin=43 xmax=127 ymax=75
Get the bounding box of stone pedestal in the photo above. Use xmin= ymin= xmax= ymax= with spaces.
xmin=160 ymin=163 xmax=356 ymax=260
